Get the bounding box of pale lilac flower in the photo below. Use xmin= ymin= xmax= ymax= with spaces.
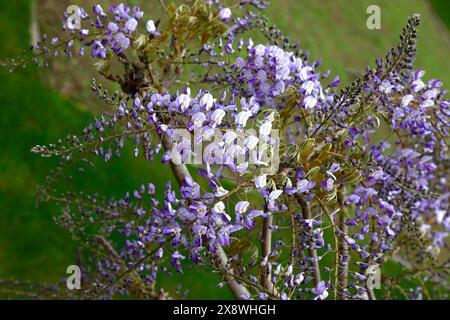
xmin=297 ymin=179 xmax=315 ymax=193
xmin=379 ymin=80 xmax=394 ymax=94
xmin=219 ymin=8 xmax=232 ymax=22
xmin=412 ymin=79 xmax=425 ymax=92
xmin=269 ymin=189 xmax=283 ymax=200
xmin=125 ymin=18 xmax=138 ymax=33
xmin=259 ymin=121 xmax=272 ymax=136
xmin=108 ymin=22 xmax=119 ymax=33
xmin=235 ymin=201 xmax=250 ymax=214
xmin=401 ymin=94 xmax=414 ymax=107
xmin=223 ymin=131 xmax=237 ymax=145
xmin=192 ymin=112 xmax=206 ymax=128
xmin=313 ymin=281 xmax=329 ymax=300
xmin=93 ymin=4 xmax=106 ymax=16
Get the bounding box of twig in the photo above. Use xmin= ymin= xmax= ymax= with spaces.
xmin=161 ymin=134 xmax=250 ymax=299
xmin=336 ymin=190 xmax=349 ymax=300
xmin=295 ymin=194 xmax=321 ymax=287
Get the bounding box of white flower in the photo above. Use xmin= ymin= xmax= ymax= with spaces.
xmin=213 ymin=201 xmax=225 ymax=214
xmin=302 ymin=80 xmax=315 ymax=95
xmin=247 ymin=38 xmax=254 ymax=50
xmin=421 ymin=99 xmax=434 ymax=108
xmin=219 ymin=8 xmax=232 ymax=21
xmin=259 ymin=121 xmax=272 ymax=136
xmin=215 ymin=186 xmax=229 ymax=197
xmin=146 ymin=20 xmax=157 ymax=33
xmin=294 ymin=273 xmax=305 ymax=285
xmin=255 ymin=175 xmax=267 ymax=189
xmin=318 ymin=288 xmax=328 ymax=300
xmin=412 ymin=79 xmax=425 ymax=92
xmin=200 ymin=93 xmax=214 ymax=111
xmin=401 ymin=94 xmax=414 ymax=107
xmin=235 ymin=110 xmax=252 ymax=127
xmin=177 ymin=94 xmax=191 ymax=111
xmin=269 ymin=189 xmax=283 ymax=200
xmin=253 ymin=44 xmax=266 ymax=56
xmin=211 ymin=109 xmax=226 ymax=125
xmin=235 ymin=201 xmax=250 ymax=214
xmin=304 ymin=95 xmax=317 ymax=109
xmin=244 ymin=135 xmax=259 ymax=150
xmin=192 ymin=112 xmax=206 ymax=128
xmin=202 ymin=127 xmax=215 ymax=140
xmin=125 ymin=18 xmax=138 ymax=33
xmin=223 ymin=131 xmax=237 ymax=145
xmin=299 ymin=66 xmax=312 ymax=81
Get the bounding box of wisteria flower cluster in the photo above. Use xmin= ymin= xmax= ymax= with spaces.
xmin=2 ymin=1 xmax=448 ymax=300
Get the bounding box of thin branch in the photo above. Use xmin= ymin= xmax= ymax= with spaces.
xmin=336 ymin=190 xmax=349 ymax=300
xmin=295 ymin=194 xmax=321 ymax=287
xmin=260 ymin=201 xmax=277 ymax=295
xmin=161 ymin=134 xmax=251 ymax=299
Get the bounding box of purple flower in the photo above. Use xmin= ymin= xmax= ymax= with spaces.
xmin=125 ymin=18 xmax=138 ymax=33
xmin=108 ymin=22 xmax=119 ymax=33
xmin=93 ymin=4 xmax=106 ymax=17
xmin=91 ymin=40 xmax=107 ymax=58
xmin=111 ymin=33 xmax=130 ymax=53
xmin=219 ymin=8 xmax=232 ymax=22
xmin=171 ymin=251 xmax=185 ymax=273
xmin=297 ymin=179 xmax=315 ymax=193
xmin=321 ymin=178 xmax=334 ymax=192
xmin=211 ymin=109 xmax=226 ymax=126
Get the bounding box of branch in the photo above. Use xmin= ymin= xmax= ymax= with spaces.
xmin=295 ymin=194 xmax=321 ymax=287
xmin=260 ymin=201 xmax=278 ymax=295
xmin=161 ymin=134 xmax=251 ymax=299
xmin=336 ymin=190 xmax=349 ymax=300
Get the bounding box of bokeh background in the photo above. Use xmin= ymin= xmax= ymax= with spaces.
xmin=0 ymin=0 xmax=449 ymax=299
